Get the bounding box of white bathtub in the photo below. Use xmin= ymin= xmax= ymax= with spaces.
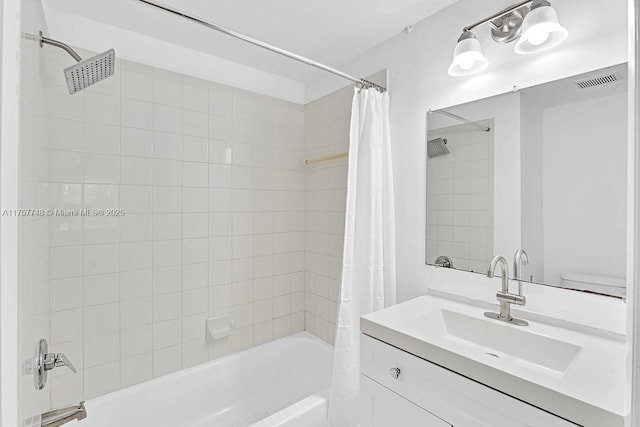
xmin=75 ymin=332 xmax=333 ymax=427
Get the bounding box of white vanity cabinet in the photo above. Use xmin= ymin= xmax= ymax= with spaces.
xmin=360 ymin=334 xmax=580 ymax=427
xmin=361 ymin=375 xmax=451 ymax=427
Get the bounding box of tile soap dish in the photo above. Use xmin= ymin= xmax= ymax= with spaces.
xmin=206 ymin=315 xmax=233 ymax=340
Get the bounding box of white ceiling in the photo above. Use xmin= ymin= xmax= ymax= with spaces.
xmin=44 ymin=0 xmax=458 ymax=83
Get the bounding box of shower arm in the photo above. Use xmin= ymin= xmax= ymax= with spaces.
xmin=136 ymin=0 xmax=386 ymax=92
xmin=39 ymin=31 xmax=82 ymax=62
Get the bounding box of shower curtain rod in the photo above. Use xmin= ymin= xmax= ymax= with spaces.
xmin=137 ymin=0 xmax=387 ymax=92
xmin=428 ymin=109 xmax=491 ymax=132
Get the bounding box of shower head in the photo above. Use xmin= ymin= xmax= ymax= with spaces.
xmin=38 ymin=31 xmax=115 ymax=95
xmin=427 ymin=137 xmax=449 ymax=158
xmin=64 ymin=49 xmax=116 ymax=95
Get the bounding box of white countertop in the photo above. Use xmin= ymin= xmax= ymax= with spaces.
xmin=425 ymin=266 xmax=627 ymax=337
xmin=361 ymin=294 xmax=626 ymax=427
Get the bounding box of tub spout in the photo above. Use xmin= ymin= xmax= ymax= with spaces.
xmin=41 ymin=401 xmax=86 ymax=427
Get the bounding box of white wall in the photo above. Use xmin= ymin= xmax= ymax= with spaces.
xmin=629 ymin=0 xmax=639 ymax=422
xmin=1 ymin=0 xmax=25 ymax=424
xmin=307 ymin=0 xmax=628 ymax=302
xmin=542 ymin=93 xmax=628 ymax=285
xmin=520 ymin=94 xmax=545 ymax=282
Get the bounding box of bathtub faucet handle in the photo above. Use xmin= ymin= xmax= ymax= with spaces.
xmin=44 ymin=352 xmax=76 ymax=373
xmin=34 ymin=339 xmax=77 ymax=391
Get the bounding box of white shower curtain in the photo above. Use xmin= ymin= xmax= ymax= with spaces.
xmin=327 ymin=87 xmax=396 ymax=427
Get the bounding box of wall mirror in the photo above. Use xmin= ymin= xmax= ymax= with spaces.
xmin=425 ymin=63 xmax=628 ymax=298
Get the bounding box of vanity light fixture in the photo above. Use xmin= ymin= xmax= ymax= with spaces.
xmin=447 ymin=30 xmax=489 ymax=76
xmin=514 ymin=0 xmax=568 ymax=54
xmin=448 ymin=0 xmax=568 ymax=76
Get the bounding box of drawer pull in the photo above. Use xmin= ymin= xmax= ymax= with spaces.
xmin=389 ymin=367 xmax=401 ymax=379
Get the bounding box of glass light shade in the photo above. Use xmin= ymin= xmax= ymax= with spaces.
xmin=514 ymin=4 xmax=568 ymax=54
xmin=448 ymin=36 xmax=489 ymax=77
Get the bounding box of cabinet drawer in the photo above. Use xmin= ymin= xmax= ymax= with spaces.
xmin=361 ymin=374 xmax=452 ymax=427
xmin=361 ymin=334 xmax=579 ymax=427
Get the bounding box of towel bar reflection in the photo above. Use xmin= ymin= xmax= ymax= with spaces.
xmin=304 ymin=152 xmax=348 ymax=165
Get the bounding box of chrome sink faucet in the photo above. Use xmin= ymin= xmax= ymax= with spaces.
xmin=485 ymin=255 xmax=528 ymax=326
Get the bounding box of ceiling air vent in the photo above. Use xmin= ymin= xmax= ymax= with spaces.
xmin=574 ymin=73 xmax=619 ymax=89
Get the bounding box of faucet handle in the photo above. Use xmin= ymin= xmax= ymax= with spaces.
xmin=44 ymin=352 xmax=76 ymax=373
xmin=496 ymin=290 xmax=526 ymax=306
xmin=54 ymin=353 xmax=77 ymax=373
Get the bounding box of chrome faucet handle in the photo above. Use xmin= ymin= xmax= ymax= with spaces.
xmin=54 ymin=353 xmax=77 ymax=373
xmin=34 ymin=339 xmax=78 ymax=390
xmin=43 ymin=352 xmax=76 ymax=373
xmin=513 ymin=249 xmax=529 ymax=297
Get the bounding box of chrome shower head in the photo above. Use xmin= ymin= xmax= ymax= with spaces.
xmin=38 ymin=31 xmax=115 ymax=95
xmin=427 ymin=137 xmax=449 ymax=158
xmin=64 ymin=49 xmax=115 ymax=95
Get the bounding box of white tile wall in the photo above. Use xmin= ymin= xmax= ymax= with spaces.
xmin=41 ymin=48 xmax=305 ymax=403
xmin=20 ymin=31 xmax=52 ymax=423
xmin=426 ymin=122 xmax=494 ymax=273
xmin=303 ymin=71 xmax=386 ymax=345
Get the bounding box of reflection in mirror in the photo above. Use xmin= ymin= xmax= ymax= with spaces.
xmin=426 ymin=63 xmax=627 ymax=298
xmin=426 ymin=116 xmax=494 ymax=274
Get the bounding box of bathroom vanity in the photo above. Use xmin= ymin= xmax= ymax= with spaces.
xmin=359 ymin=294 xmax=625 ymax=427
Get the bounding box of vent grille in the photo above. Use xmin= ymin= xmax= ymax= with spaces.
xmin=574 ymin=73 xmax=619 ymax=89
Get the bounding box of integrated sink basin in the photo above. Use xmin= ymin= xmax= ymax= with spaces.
xmin=418 ymin=308 xmax=582 ymax=373
xmin=360 ymin=294 xmax=626 ymax=427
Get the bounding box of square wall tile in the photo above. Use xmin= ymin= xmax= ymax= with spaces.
xmin=85 ymin=122 xmax=120 ymax=155
xmin=121 ymin=325 xmax=152 ymax=357
xmin=84 ymin=362 xmax=120 ymax=399
xmin=121 ymin=127 xmax=153 ymax=157
xmin=154 ymin=104 xmax=182 ymax=135
xmin=183 ymin=84 xmax=209 ymax=113
xmin=121 ymin=70 xmax=153 ymax=102
xmin=121 ymin=98 xmax=153 ymax=130
xmin=120 ymin=298 xmax=152 ymax=329
xmin=84 ymin=273 xmax=119 ymax=306
xmin=50 ymin=246 xmax=82 ymax=279
xmin=121 ymin=352 xmax=153 ymax=387
xmin=83 ymin=244 xmax=119 ymax=276
xmin=50 ymin=278 xmax=83 ymax=312
xmin=154 ymin=77 xmax=182 ymax=107
xmin=85 ymin=92 xmax=120 ymax=126
xmin=153 ymin=345 xmax=181 ymax=377
xmin=120 ymin=269 xmax=152 ymax=300
xmin=84 ymin=303 xmax=119 ymax=336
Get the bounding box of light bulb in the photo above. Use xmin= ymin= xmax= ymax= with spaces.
xmin=448 ymin=30 xmax=489 ymax=76
xmin=514 ymin=1 xmax=568 ymax=54
xmin=527 ymin=30 xmax=550 ymax=46
xmin=458 ymin=57 xmax=475 ymax=70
